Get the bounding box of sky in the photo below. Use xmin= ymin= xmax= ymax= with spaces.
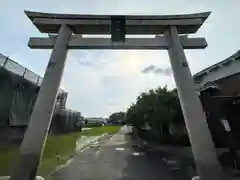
xmin=1 ymin=0 xmax=240 ymax=117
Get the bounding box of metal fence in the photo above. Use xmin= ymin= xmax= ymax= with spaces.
xmin=0 ymin=53 xmax=65 ymax=93
xmin=0 ymin=53 xmax=82 ymax=140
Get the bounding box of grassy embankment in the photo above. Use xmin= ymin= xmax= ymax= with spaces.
xmin=0 ymin=125 xmax=121 ymax=177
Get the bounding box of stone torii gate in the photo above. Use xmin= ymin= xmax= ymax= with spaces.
xmin=10 ymin=11 xmax=223 ymax=180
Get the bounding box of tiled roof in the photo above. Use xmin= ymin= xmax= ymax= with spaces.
xmin=193 ymin=50 xmax=240 ymax=80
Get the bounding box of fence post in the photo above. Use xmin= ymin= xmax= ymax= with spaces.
xmin=36 ymin=76 xmax=40 ymax=85
xmin=23 ymin=68 xmax=27 ymax=77
xmin=3 ymin=56 xmax=9 ymax=68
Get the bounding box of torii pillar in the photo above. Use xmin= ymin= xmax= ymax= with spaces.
xmin=10 ymin=11 xmax=223 ymax=180
xmin=10 ymin=24 xmax=73 ymax=180
xmin=165 ymin=26 xmax=223 ymax=180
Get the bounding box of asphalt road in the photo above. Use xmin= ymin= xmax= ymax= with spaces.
xmin=52 ymin=126 xmax=188 ymax=180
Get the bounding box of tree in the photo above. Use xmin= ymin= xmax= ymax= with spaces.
xmin=109 ymin=111 xmax=126 ymax=124
xmin=126 ymin=86 xmax=185 ymax=142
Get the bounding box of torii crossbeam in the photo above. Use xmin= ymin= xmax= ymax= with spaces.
xmin=10 ymin=11 xmax=223 ymax=180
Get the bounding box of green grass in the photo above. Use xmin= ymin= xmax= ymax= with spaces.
xmin=0 ymin=125 xmax=121 ymax=177
xmin=38 ymin=131 xmax=81 ymax=176
xmin=0 ymin=143 xmax=19 ymax=176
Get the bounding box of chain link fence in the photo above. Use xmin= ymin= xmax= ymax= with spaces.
xmin=0 ymin=53 xmax=65 ymax=93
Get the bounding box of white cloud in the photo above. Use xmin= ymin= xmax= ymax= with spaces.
xmin=1 ymin=0 xmax=240 ymax=117
xmin=61 ymin=50 xmax=174 ymax=117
